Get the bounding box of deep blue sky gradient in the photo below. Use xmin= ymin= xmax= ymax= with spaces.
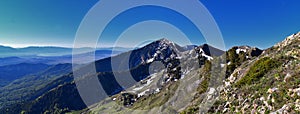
xmin=0 ymin=0 xmax=299 ymax=49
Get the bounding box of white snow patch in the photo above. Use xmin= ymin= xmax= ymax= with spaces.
xmin=146 ymin=79 xmax=153 ymax=85
xmin=236 ymin=48 xmax=247 ymax=54
xmin=147 ymin=58 xmax=155 ymax=63
xmin=138 ymin=89 xmax=150 ymax=98
xmin=202 ymin=53 xmax=213 ymax=60
xmin=155 ymin=88 xmax=160 ymax=93
xmin=133 ymin=86 xmax=144 ymax=91
xmin=175 ymin=56 xmax=182 ymax=59
xmin=153 ymin=53 xmax=158 ymax=58
xmin=189 ymin=50 xmax=193 ymax=54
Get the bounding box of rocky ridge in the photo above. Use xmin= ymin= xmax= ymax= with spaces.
xmin=207 ymin=32 xmax=300 ymax=113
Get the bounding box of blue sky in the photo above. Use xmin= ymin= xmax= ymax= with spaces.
xmin=0 ymin=0 xmax=299 ymax=49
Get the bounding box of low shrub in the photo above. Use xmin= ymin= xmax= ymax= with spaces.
xmin=235 ymin=57 xmax=281 ymax=87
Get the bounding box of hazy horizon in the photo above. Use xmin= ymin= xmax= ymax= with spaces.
xmin=1 ymin=0 xmax=300 ymax=49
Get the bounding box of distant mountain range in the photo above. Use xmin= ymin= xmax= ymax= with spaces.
xmin=0 ymin=63 xmax=50 ymax=87
xmin=0 ymin=63 xmax=73 ymax=109
xmin=0 ymin=45 xmax=132 ymax=58
xmin=0 ymin=46 xmax=131 ymax=66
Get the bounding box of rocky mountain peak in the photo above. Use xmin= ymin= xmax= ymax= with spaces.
xmin=145 ymin=38 xmax=173 ymax=48
xmin=153 ymin=38 xmax=179 ymax=51
xmin=275 ymin=32 xmax=300 ymax=48
xmin=197 ymin=43 xmax=225 ymax=57
xmin=288 ymin=32 xmax=300 ymax=40
xmin=157 ymin=38 xmax=172 ymax=43
xmin=231 ymin=45 xmax=263 ymax=57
